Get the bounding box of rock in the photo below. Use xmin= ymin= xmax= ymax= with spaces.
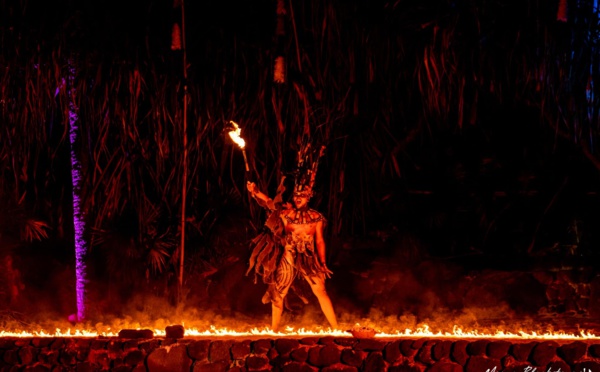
xmin=139 ymin=339 xmax=161 ymax=353
xmin=334 ymin=338 xmax=357 ymax=347
xmin=354 ymin=339 xmax=386 ymax=352
xmin=270 ymin=354 xmax=292 ymax=368
xmin=364 ymin=352 xmax=386 ymax=372
xmin=165 ymin=325 xmax=185 ymax=339
xmin=451 ymin=340 xmax=469 ymax=365
xmin=245 ymin=355 xmax=269 ymax=370
xmin=18 ymin=346 xmax=36 ymax=365
xmin=0 ymin=340 xmax=15 ymax=349
xmin=467 ymin=340 xmax=489 ymax=356
xmin=160 ymin=340 xmax=176 ymax=348
xmin=291 ymin=347 xmax=309 ymax=362
xmin=501 ymin=355 xmax=519 ymax=368
xmin=23 ymin=362 xmax=52 ymax=372
xmin=192 ymin=361 xmax=229 ymax=372
xmin=279 ymin=361 xmax=318 ymax=371
xmin=511 ymin=342 xmax=537 ymax=362
xmin=267 ymin=347 xmax=278 ymax=360
xmin=388 ymin=361 xmax=423 ymax=372
xmin=74 ymin=362 xmax=95 ymax=372
xmin=432 ymin=341 xmax=453 ymax=360
xmin=413 ymin=339 xmax=426 ymax=350
xmin=38 ymin=349 xmax=59 ymax=365
xmin=231 ymin=340 xmax=251 ymax=360
xmin=558 ymin=341 xmax=587 ymax=364
xmin=341 ymin=349 xmax=365 ymax=367
xmin=531 ymin=341 xmax=559 ymax=366
xmin=574 ymin=360 xmax=600 ymax=372
xmin=252 ymin=339 xmax=273 ymax=355
xmin=124 ymin=349 xmax=145 ymax=366
xmin=31 ymin=338 xmax=53 ymax=348
xmin=50 ymin=338 xmax=64 ymax=350
xmin=15 ymin=339 xmax=31 ymax=347
xmin=547 ymin=360 xmax=571 ymax=372
xmin=308 ymin=345 xmax=341 ymax=367
xmin=384 ymin=340 xmax=402 ymax=363
xmin=209 ymin=340 xmax=234 ymax=363
xmin=427 ymin=361 xmax=463 ymax=372
xmin=416 ymin=341 xmax=435 ymax=365
xmin=487 ymin=341 xmax=511 ymax=360
xmin=504 ymin=364 xmax=533 ymax=372
xmin=107 ymin=339 xmax=123 ymax=354
xmin=465 ymin=356 xmax=501 ymax=372
xmin=58 ymin=349 xmax=77 ymax=366
xmin=88 ymin=350 xmax=110 ymax=370
xmin=146 ymin=344 xmax=192 ymax=372
xmin=275 ymin=339 xmax=300 ymax=355
xmin=3 ymin=349 xmax=19 ymax=365
xmin=188 ymin=340 xmax=211 ymax=361
xmin=322 ymin=363 xmax=358 ymax=372
xmin=319 ymin=337 xmax=336 ymax=345
xmin=401 ymin=340 xmax=418 ymax=358
xmin=589 ymin=344 xmax=600 ymax=358
xmin=118 ymin=329 xmax=154 ymax=339
xmin=300 ymin=338 xmax=319 ymax=346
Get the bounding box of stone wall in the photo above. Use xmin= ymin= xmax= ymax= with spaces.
xmin=1 ymin=336 xmax=600 ymax=371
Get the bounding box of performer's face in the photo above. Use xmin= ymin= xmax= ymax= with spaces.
xmin=293 ymin=194 xmax=309 ymax=209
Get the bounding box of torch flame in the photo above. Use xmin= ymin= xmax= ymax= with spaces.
xmin=227 ymin=120 xmax=250 ymax=171
xmin=228 ymin=121 xmax=245 ymax=149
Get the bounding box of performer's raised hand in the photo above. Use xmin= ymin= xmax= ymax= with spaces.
xmin=247 ymin=181 xmax=257 ymax=194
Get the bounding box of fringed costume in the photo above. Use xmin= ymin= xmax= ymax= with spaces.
xmin=246 ymin=177 xmax=287 ymax=303
xmin=246 ymin=178 xmax=330 ymax=306
xmin=281 ymin=209 xmax=329 ymax=281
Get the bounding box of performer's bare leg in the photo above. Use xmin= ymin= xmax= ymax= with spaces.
xmin=271 ymin=248 xmax=295 ymax=332
xmin=306 ymin=274 xmax=338 ymax=329
xmin=271 ymin=297 xmax=288 ymax=332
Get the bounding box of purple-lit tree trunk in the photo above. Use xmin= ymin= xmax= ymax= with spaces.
xmin=67 ymin=58 xmax=87 ymax=322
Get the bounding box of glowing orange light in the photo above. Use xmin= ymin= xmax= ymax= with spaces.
xmin=228 ymin=120 xmax=249 ymax=171
xmin=2 ymin=324 xmax=599 ymax=340
xmin=228 ymin=121 xmax=246 ymax=149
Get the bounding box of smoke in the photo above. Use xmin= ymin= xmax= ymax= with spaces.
xmin=0 ymin=242 xmax=587 ymax=336
xmin=0 ymin=291 xmax=581 ymax=336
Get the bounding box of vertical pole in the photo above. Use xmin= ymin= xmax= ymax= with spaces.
xmin=178 ymin=0 xmax=188 ymax=304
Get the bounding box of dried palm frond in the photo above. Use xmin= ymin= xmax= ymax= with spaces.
xmin=3 ymin=0 xmax=600 ymax=267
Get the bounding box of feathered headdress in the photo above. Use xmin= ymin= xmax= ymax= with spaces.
xmin=293 ymin=144 xmax=326 ymax=198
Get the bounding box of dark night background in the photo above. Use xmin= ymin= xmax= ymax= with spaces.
xmin=1 ymin=0 xmax=600 ymax=332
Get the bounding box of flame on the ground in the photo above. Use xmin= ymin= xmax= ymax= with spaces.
xmin=1 ymin=324 xmax=599 ymax=340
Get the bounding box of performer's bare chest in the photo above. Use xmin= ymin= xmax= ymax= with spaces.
xmin=281 ymin=209 xmax=320 ymax=235
xmin=284 ymin=222 xmax=316 ymax=235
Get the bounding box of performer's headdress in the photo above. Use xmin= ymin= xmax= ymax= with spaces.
xmin=293 ymin=143 xmax=326 ymax=198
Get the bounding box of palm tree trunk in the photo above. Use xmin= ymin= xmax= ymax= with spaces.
xmin=67 ymin=56 xmax=87 ymax=322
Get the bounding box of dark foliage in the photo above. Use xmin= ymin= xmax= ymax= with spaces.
xmin=1 ymin=0 xmax=600 ymax=305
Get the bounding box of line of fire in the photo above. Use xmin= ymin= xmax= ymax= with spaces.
xmin=2 ymin=0 xmax=600 ymax=371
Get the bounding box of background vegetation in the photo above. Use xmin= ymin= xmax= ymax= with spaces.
xmin=1 ymin=0 xmax=600 ymax=319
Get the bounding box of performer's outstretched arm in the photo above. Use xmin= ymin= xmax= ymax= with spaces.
xmin=247 ymin=181 xmax=274 ymax=207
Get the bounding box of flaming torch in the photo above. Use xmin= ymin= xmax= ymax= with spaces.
xmin=227 ymin=121 xmax=250 ymax=172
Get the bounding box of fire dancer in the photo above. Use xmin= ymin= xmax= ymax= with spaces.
xmin=246 ymin=144 xmax=338 ymax=332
